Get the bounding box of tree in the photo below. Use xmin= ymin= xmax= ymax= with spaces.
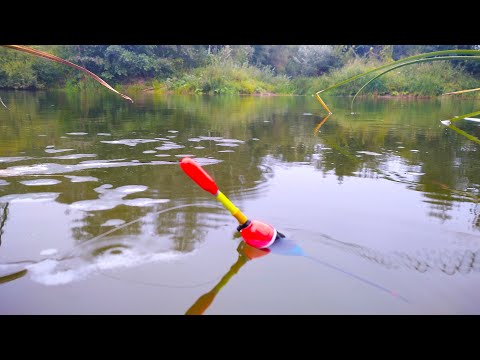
xmin=289 ymin=45 xmax=342 ymax=76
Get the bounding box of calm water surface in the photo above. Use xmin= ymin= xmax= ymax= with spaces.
xmin=1 ymin=90 xmax=480 ymax=314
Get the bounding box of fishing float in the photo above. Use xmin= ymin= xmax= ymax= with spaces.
xmin=180 ymin=157 xmax=284 ymax=249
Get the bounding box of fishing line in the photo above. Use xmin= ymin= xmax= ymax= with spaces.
xmin=304 ymin=255 xmax=409 ymax=303
xmin=85 ymin=202 xmax=223 ymax=245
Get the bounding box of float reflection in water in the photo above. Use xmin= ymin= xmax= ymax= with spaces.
xmin=186 ymin=237 xmax=409 ymax=315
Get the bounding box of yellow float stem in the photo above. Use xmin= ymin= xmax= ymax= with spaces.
xmin=216 ymin=191 xmax=248 ymax=225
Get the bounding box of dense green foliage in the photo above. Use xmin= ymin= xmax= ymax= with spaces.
xmin=1 ymin=45 xmax=479 ymax=96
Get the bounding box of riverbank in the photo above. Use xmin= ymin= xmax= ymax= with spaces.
xmin=114 ymin=60 xmax=480 ymax=98
xmin=1 ymin=46 xmax=479 ymax=98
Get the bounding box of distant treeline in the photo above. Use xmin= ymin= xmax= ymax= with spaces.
xmin=1 ymin=45 xmax=479 ymax=96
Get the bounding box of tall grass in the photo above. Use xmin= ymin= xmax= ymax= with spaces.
xmin=292 ymin=59 xmax=480 ymax=97
xmin=154 ymin=58 xmax=479 ymax=97
xmin=313 ymin=50 xmax=480 ymax=144
xmin=159 ymin=60 xmax=293 ymax=95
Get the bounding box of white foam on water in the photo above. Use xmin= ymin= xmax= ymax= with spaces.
xmin=65 ymin=175 xmax=98 ymax=183
xmin=70 ymin=184 xmax=168 ymax=211
xmin=155 ymin=143 xmax=185 ymax=150
xmin=50 ymin=154 xmax=97 ymax=160
xmin=45 ymin=148 xmax=75 ymax=154
xmin=0 ymin=155 xmax=220 ymax=177
xmin=143 ymin=150 xmax=157 ymax=154
xmin=115 ymin=185 xmax=148 ymax=194
xmin=191 ymin=157 xmax=222 ymax=166
xmin=26 ymin=249 xmax=186 ymax=286
xmin=410 ymin=149 xmax=420 ymax=153
xmin=0 ymin=156 xmax=31 ymax=163
xmin=175 ymin=154 xmax=195 ymax=157
xmin=216 ymin=143 xmax=239 ymax=147
xmin=28 ymin=259 xmax=81 ymax=285
xmin=40 ymin=248 xmax=58 ymax=256
xmin=194 ymin=146 xmax=205 ymax=149
xmin=216 ymin=139 xmax=245 ymax=144
xmin=155 ymin=154 xmax=170 ymax=157
xmin=356 ymin=151 xmax=382 ymax=156
xmin=168 ymin=130 xmax=179 ymax=133
xmin=80 ymin=159 xmax=125 ymax=164
xmin=94 ymin=184 xmax=113 ymax=192
xmin=440 ymin=120 xmax=451 ymax=126
xmin=464 ymin=117 xmax=480 ymax=123
xmin=20 ymin=179 xmax=61 ymax=186
xmin=46 ymin=145 xmax=55 ymax=149
xmin=0 ymin=193 xmax=60 ymax=203
xmin=199 ymin=136 xmax=223 ymax=141
xmin=218 ymin=150 xmax=235 ymax=153
xmin=66 ymin=132 xmax=88 ymax=136
xmin=0 ymin=180 xmax=9 ymax=186
xmin=97 ymin=133 xmax=112 ymax=136
xmin=101 ymin=219 xmax=126 ymax=227
xmin=124 ymin=198 xmax=170 ymax=207
xmin=0 ymin=160 xmax=161 ymax=177
xmin=70 ymin=199 xmax=120 ymax=211
xmin=101 ymin=139 xmax=158 ymax=147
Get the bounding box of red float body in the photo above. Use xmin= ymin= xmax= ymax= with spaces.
xmin=240 ymin=220 xmax=277 ymax=249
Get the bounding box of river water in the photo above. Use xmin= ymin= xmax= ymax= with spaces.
xmin=1 ymin=90 xmax=479 ymax=314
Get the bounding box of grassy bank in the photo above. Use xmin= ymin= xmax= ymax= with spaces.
xmin=116 ymin=59 xmax=479 ymax=98
xmin=1 ymin=45 xmax=478 ymax=97
xmin=117 ymin=61 xmax=295 ymax=95
xmin=291 ymin=59 xmax=480 ymax=96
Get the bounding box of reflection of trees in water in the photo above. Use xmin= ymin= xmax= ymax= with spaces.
xmin=306 ymin=100 xmax=480 ymax=227
xmin=56 ymin=158 xmax=261 ymax=249
xmin=253 ymin=104 xmax=480 ymax=228
xmin=153 ymin=206 xmax=228 ymax=252
xmin=39 ymin=95 xmax=280 ymax=249
xmin=0 ymin=202 xmax=8 ymax=246
xmin=2 ymin=92 xmax=480 ymax=248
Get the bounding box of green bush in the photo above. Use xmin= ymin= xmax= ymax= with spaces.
xmin=1 ymin=46 xmax=478 ymax=97
xmin=164 ymin=61 xmax=279 ymax=95
xmin=291 ymin=60 xmax=480 ymax=97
